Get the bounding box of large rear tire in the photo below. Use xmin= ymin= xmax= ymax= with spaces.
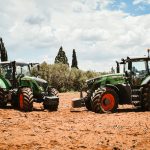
xmin=18 ymin=88 xmax=33 ymax=112
xmin=142 ymin=84 xmax=150 ymax=111
xmin=0 ymin=88 xmax=7 ymax=108
xmin=92 ymin=89 xmax=118 ymax=113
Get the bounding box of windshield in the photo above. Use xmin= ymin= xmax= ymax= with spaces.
xmin=123 ymin=59 xmax=148 ymax=86
xmin=132 ymin=61 xmax=147 ymax=75
xmin=0 ymin=64 xmax=12 ymax=79
xmin=125 ymin=60 xmax=148 ymax=75
xmin=0 ymin=63 xmax=31 ymax=79
xmin=16 ymin=65 xmax=30 ymax=76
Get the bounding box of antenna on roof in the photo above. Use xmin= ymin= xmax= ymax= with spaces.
xmin=148 ymin=49 xmax=150 ymax=58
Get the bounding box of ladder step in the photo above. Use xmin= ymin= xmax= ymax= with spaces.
xmin=132 ymin=94 xmax=140 ymax=101
xmin=132 ymin=101 xmax=140 ymax=106
xmin=132 ymin=89 xmax=141 ymax=95
xmin=132 ymin=95 xmax=139 ymax=98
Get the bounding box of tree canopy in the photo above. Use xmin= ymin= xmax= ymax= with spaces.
xmin=71 ymin=49 xmax=78 ymax=69
xmin=0 ymin=38 xmax=8 ymax=62
xmin=54 ymin=46 xmax=69 ymax=66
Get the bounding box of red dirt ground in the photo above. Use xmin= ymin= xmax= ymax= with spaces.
xmin=0 ymin=92 xmax=150 ymax=150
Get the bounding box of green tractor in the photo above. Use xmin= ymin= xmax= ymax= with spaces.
xmin=72 ymin=52 xmax=150 ymax=113
xmin=0 ymin=61 xmax=59 ymax=112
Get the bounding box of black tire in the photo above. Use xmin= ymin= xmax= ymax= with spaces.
xmin=142 ymin=84 xmax=150 ymax=111
xmin=92 ymin=89 xmax=118 ymax=113
xmin=18 ymin=88 xmax=33 ymax=112
xmin=0 ymin=88 xmax=7 ymax=108
xmin=84 ymin=89 xmax=103 ymax=111
xmin=84 ymin=96 xmax=92 ymax=111
xmin=48 ymin=87 xmax=59 ymax=97
xmin=92 ymin=93 xmax=101 ymax=113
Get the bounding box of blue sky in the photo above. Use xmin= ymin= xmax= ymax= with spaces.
xmin=0 ymin=0 xmax=150 ymax=72
xmin=110 ymin=0 xmax=150 ymax=15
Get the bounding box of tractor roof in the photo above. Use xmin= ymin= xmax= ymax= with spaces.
xmin=0 ymin=61 xmax=38 ymax=67
xmin=0 ymin=61 xmax=29 ymax=66
xmin=120 ymin=56 xmax=150 ymax=63
xmin=128 ymin=57 xmax=150 ymax=61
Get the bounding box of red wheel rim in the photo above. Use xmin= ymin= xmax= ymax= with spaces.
xmin=101 ymin=93 xmax=115 ymax=111
xmin=19 ymin=94 xmax=24 ymax=109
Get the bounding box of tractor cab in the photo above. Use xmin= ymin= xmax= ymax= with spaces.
xmin=0 ymin=61 xmax=30 ymax=78
xmin=0 ymin=61 xmax=39 ymax=78
xmin=0 ymin=61 xmax=39 ymax=88
xmin=118 ymin=57 xmax=150 ymax=86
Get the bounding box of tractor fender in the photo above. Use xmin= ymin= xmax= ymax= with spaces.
xmin=105 ymin=84 xmax=119 ymax=93
xmin=0 ymin=75 xmax=11 ymax=89
xmin=105 ymin=84 xmax=131 ymax=104
xmin=141 ymin=76 xmax=150 ymax=86
xmin=0 ymin=78 xmax=7 ymax=89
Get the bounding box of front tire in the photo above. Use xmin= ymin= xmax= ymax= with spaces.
xmin=142 ymin=84 xmax=150 ymax=111
xmin=48 ymin=87 xmax=59 ymax=97
xmin=0 ymin=88 xmax=7 ymax=108
xmin=92 ymin=89 xmax=118 ymax=113
xmin=18 ymin=88 xmax=33 ymax=112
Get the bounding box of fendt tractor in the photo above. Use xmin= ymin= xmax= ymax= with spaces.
xmin=0 ymin=61 xmax=59 ymax=112
xmin=72 ymin=50 xmax=150 ymax=113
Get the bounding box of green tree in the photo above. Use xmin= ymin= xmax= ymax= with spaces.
xmin=71 ymin=49 xmax=78 ymax=69
xmin=0 ymin=38 xmax=8 ymax=61
xmin=54 ymin=46 xmax=69 ymax=66
xmin=31 ymin=62 xmax=101 ymax=92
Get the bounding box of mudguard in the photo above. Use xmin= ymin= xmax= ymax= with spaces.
xmin=141 ymin=75 xmax=150 ymax=86
xmin=0 ymin=75 xmax=11 ymax=89
xmin=105 ymin=84 xmax=119 ymax=92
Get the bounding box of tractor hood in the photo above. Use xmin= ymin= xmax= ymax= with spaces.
xmin=86 ymin=76 xmax=102 ymax=85
xmin=29 ymin=77 xmax=47 ymax=84
xmin=21 ymin=76 xmax=48 ymax=92
xmin=22 ymin=76 xmax=47 ymax=84
xmin=86 ymin=73 xmax=125 ymax=85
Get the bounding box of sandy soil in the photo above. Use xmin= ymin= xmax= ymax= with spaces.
xmin=0 ymin=92 xmax=150 ymax=150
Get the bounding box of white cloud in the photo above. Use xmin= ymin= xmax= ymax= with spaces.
xmin=133 ymin=0 xmax=150 ymax=5
xmin=118 ymin=2 xmax=127 ymax=10
xmin=0 ymin=0 xmax=150 ymax=72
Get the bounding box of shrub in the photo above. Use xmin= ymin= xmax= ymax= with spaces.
xmin=31 ymin=62 xmax=101 ymax=92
